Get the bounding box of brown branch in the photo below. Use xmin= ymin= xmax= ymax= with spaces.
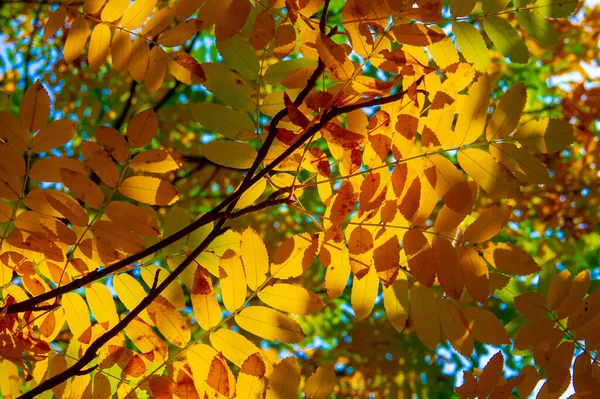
xmin=3 ymin=0 xmax=427 ymax=316
xmin=18 ymin=225 xmax=228 ymax=399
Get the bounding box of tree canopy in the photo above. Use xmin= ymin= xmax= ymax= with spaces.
xmin=0 ymin=0 xmax=599 ymax=397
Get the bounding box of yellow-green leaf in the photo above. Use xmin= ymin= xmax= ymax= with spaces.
xmin=486 ymin=82 xmax=527 ymax=141
xmin=191 ymin=103 xmax=255 ymax=141
xmin=200 ymin=140 xmax=257 ymax=169
xmin=453 ymin=22 xmax=490 ymax=72
xmin=513 ymin=118 xmax=574 ymax=153
xmin=235 ymin=306 xmax=306 ymax=343
xmin=483 ymin=17 xmax=530 ymax=64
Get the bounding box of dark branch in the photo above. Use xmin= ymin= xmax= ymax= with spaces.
xmin=4 ymin=0 xmax=426 ymax=316
xmin=18 ymin=225 xmax=228 ymax=399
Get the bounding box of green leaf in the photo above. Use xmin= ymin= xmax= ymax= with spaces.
xmin=191 ymin=102 xmax=255 ymax=141
xmin=217 ymin=35 xmax=260 ymax=81
xmin=534 ymin=0 xmax=579 ymax=18
xmin=453 ymin=22 xmax=491 ymax=72
xmin=482 ymin=0 xmax=510 ymax=14
xmin=483 ymin=17 xmax=530 ymax=64
xmin=516 ymin=10 xmax=559 ymax=46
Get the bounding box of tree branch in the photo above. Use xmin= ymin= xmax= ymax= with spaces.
xmin=4 ymin=0 xmax=427 ymax=316
xmin=18 ymin=224 xmax=228 ymax=399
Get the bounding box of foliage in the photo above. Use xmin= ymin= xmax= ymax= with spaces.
xmin=0 ymin=0 xmax=598 ymax=398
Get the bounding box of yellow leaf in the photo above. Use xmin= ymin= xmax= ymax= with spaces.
xmin=463 ymin=306 xmax=510 ymax=345
xmin=110 ymin=30 xmax=132 ymax=71
xmin=142 ymin=5 xmax=177 ymax=37
xmin=490 ymin=142 xmax=551 ymax=184
xmin=427 ymin=29 xmax=459 ymax=69
xmin=235 ymin=306 xmax=306 ymax=343
xmin=432 ymin=236 xmax=464 ymax=300
xmin=114 ymin=273 xmax=152 ymax=324
xmin=31 ymin=155 xmax=86 ymax=182
xmin=147 ymin=296 xmax=191 ymax=348
xmin=383 ymin=274 xmax=409 ymax=333
xmin=159 ymin=19 xmax=201 ymax=47
xmin=547 ymin=341 xmax=574 ymax=393
xmin=323 ymin=244 xmax=350 ymax=299
xmin=31 ymin=119 xmax=76 ymax=153
xmin=403 ymin=230 xmax=436 ymax=287
xmin=60 ymin=168 xmax=104 ymax=209
xmin=547 ymin=269 xmax=572 ymax=310
xmin=129 ymin=38 xmax=150 ymax=83
xmin=424 ymin=154 xmax=471 ymax=213
xmin=209 ymin=329 xmax=268 ymax=371
xmin=200 ymin=140 xmax=257 ymax=170
xmin=96 ymin=125 xmax=129 ymax=163
xmin=120 ymin=0 xmax=156 ymax=29
xmin=215 ymin=0 xmax=251 ymax=41
xmin=167 ymin=52 xmax=206 ymax=85
xmin=567 ymin=288 xmax=600 ymax=331
xmin=457 ymin=148 xmax=520 ymax=199
xmin=513 ymin=118 xmax=574 ymax=153
xmin=556 ymin=270 xmax=590 ymax=319
xmin=0 ymin=111 xmax=29 ymax=151
xmin=462 ymin=205 xmax=512 ymax=244
xmin=454 ymin=74 xmax=490 ymax=146
xmin=88 ymin=24 xmax=111 ymax=70
xmin=250 ymin=9 xmax=276 ymax=50
xmin=141 ymin=266 xmax=186 ymax=309
xmin=438 ymin=299 xmax=474 ymax=357
xmin=514 ymin=292 xmax=547 ymax=319
xmin=220 ymin=250 xmax=247 ymax=312
xmin=191 ymin=265 xmax=222 ymax=330
xmin=483 ymin=242 xmax=540 ymax=275
xmin=62 ymin=292 xmax=91 ymax=341
xmin=129 ymin=149 xmax=184 ymax=173
xmin=105 ymin=201 xmax=160 ymax=237
xmin=118 ymin=176 xmax=180 ymax=205
xmin=258 ymin=284 xmax=325 ymax=315
xmin=240 ymin=227 xmax=269 ymax=291
xmin=273 ymin=23 xmax=296 ymax=59
xmin=83 ymin=0 xmax=106 ymax=14
xmin=81 ymin=140 xmax=119 ymax=187
xmin=127 ymin=109 xmax=157 ymax=148
xmin=44 ymin=6 xmax=67 ymax=38
xmin=459 ymin=245 xmax=489 ymax=303
xmin=392 ymin=23 xmax=446 ymax=46
xmin=237 ymin=372 xmax=265 ymax=399
xmin=64 ymin=16 xmax=89 ymax=63
xmin=0 ymin=359 xmax=22 ymax=398
xmin=453 ymin=22 xmax=490 ymax=72
xmin=49 ymin=355 xmax=67 ymax=398
xmin=145 ymin=46 xmax=167 ymax=93
xmin=176 ymin=0 xmax=202 ymax=20
xmin=265 ymin=357 xmax=300 ymax=399
xmin=235 ymin=178 xmax=267 ymax=209
xmin=486 ymin=82 xmax=527 ymax=141
xmin=207 ymin=353 xmax=236 ymax=397
xmin=21 ymin=81 xmax=50 ymax=132
xmin=86 ymin=283 xmax=119 ymax=329
xmin=351 ymin=266 xmax=379 ymax=321
xmin=304 ymin=364 xmax=336 ymax=399
xmin=410 ymin=283 xmax=440 ymax=350
xmin=316 ymin=33 xmax=355 ymax=81
xmin=483 ymin=17 xmax=530 ymax=64
xmin=476 ymin=351 xmax=504 ymax=398
xmin=101 ymin=0 xmax=130 ymax=22
xmin=271 ymin=233 xmax=317 ymax=279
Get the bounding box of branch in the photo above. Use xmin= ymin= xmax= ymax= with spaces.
xmin=4 ymin=0 xmax=427 ymax=316
xmin=18 ymin=224 xmax=228 ymax=399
